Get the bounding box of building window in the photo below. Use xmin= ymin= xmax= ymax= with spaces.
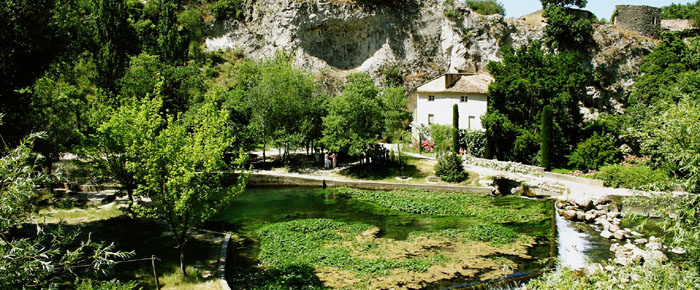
xmin=428 ymin=114 xmax=434 ymax=125
xmin=460 ymin=96 xmax=468 ymax=102
xmin=468 ymin=116 xmax=475 ymax=129
xmin=428 ymin=95 xmax=435 ymax=101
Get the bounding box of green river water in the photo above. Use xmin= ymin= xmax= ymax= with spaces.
xmin=213 ymin=187 xmax=556 ymax=288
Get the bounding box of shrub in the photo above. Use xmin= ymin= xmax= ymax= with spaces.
xmin=567 ymin=132 xmax=620 ymax=170
xmin=430 ymin=124 xmax=453 ymax=153
xmin=210 ymin=0 xmax=244 ymax=20
xmin=435 ymin=153 xmax=468 ymax=183
xmin=593 ymin=164 xmax=671 ymax=190
xmin=466 ymin=0 xmax=505 ymax=16
xmin=443 ymin=0 xmax=463 ymax=22
xmin=460 ymin=129 xmax=486 ymax=157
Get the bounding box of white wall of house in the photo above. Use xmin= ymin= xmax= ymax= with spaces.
xmin=414 ymin=92 xmax=487 ymax=131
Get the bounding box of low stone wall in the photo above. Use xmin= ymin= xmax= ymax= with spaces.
xmin=542 ymin=172 xmax=605 ymax=187
xmin=463 ymin=156 xmax=545 ymax=175
xmin=248 ymin=172 xmax=493 ymax=194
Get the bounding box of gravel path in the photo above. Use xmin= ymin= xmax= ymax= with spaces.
xmin=385 ymin=143 xmax=653 ymax=204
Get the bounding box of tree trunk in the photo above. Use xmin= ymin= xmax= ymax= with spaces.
xmin=127 ymin=187 xmax=134 ymax=215
xmin=263 ymin=139 xmax=267 ymax=162
xmin=179 ymin=243 xmax=187 ymax=276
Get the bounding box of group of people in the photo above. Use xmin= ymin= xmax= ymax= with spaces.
xmin=323 ymin=152 xmax=337 ymax=169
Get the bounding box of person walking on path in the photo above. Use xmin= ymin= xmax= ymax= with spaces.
xmin=331 ymin=153 xmax=337 ymax=168
xmin=324 ymin=153 xmax=329 ymax=169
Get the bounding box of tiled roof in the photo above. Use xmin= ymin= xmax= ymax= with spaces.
xmin=416 ymin=74 xmax=493 ymax=94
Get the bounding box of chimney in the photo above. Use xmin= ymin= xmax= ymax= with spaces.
xmin=445 ymin=73 xmax=461 ymax=89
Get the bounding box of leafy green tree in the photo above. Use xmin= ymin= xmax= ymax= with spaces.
xmin=539 ymin=105 xmax=553 ymax=170
xmin=567 ymin=132 xmax=619 ymax=170
xmin=429 ymin=124 xmax=453 ymax=154
xmin=466 ymin=0 xmax=505 ymax=15
xmin=0 ymin=0 xmax=67 ymax=145
xmin=381 ymin=86 xmax=411 ymax=142
xmin=322 ymin=73 xmax=383 ymax=157
xmin=0 ymin=132 xmax=132 ymax=288
xmin=95 ymin=0 xmax=132 ymax=93
xmin=484 ymin=44 xmax=587 ymax=165
xmin=661 ymin=1 xmax=700 ymax=26
xmin=210 ymin=0 xmax=245 ymax=20
xmin=156 ymin=1 xmax=186 ymax=63
xmin=452 ymin=104 xmax=460 ymax=153
xmin=542 ymin=6 xmax=594 ymax=51
xmin=634 ymin=97 xmax=700 ymax=193
xmin=130 ymin=96 xmax=249 ymax=275
xmin=241 ymin=53 xmax=319 ymax=161
xmin=82 ymin=94 xmax=165 ymax=212
xmin=435 ymin=153 xmax=468 ymax=183
xmin=630 ymin=34 xmax=698 ymax=106
xmin=28 ymin=79 xmax=85 ymax=171
xmin=119 ymin=53 xmax=206 ymax=113
xmin=540 ymin=0 xmax=587 ymax=8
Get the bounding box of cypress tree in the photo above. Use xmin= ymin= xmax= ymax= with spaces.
xmin=452 ymin=104 xmax=459 ymax=153
xmin=540 ymin=105 xmax=553 ymax=171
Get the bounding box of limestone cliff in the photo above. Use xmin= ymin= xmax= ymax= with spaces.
xmin=205 ymin=0 xmax=655 ymax=114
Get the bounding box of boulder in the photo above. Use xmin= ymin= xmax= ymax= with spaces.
xmin=575 ymin=198 xmax=594 ymax=210
xmin=609 ymin=223 xmax=621 ymax=233
xmin=576 ymin=210 xmax=586 ymax=221
xmin=610 ymin=243 xmax=620 ymax=252
xmin=585 ymin=210 xmax=597 ymax=222
xmin=601 ymin=230 xmax=613 ymax=239
xmin=604 ymin=265 xmax=616 ymax=271
xmin=597 ymin=218 xmax=612 ymax=231
xmin=614 ymin=245 xmax=643 ymax=266
xmin=634 ymin=238 xmax=648 ymax=245
xmin=642 ymin=249 xmax=667 ymax=266
xmin=596 ymin=203 xmax=610 ymax=211
xmin=613 ymin=230 xmax=626 ymax=240
xmin=646 ymin=241 xmax=662 ymax=251
xmin=607 ymin=211 xmax=620 ymax=219
xmin=583 ymin=263 xmax=603 ymax=276
xmin=671 ymin=247 xmax=687 ymax=255
xmin=623 ymin=242 xmax=638 ymax=251
xmin=563 ymin=210 xmax=577 ymax=220
xmin=630 ymin=231 xmax=643 ymax=237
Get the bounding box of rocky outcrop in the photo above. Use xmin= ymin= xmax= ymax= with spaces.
xmin=205 ymin=0 xmax=655 ymax=105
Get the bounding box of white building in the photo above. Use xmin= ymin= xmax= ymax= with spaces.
xmin=413 ymin=73 xmax=493 ymax=133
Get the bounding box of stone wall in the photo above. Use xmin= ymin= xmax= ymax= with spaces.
xmin=463 ymin=155 xmax=545 ymax=175
xmin=661 ymin=19 xmax=695 ymax=31
xmin=614 ymin=5 xmax=661 ymax=37
xmin=247 ymin=172 xmax=494 ymax=194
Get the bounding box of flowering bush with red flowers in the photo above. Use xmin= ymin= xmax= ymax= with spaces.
xmin=421 ymin=140 xmax=435 ymax=152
